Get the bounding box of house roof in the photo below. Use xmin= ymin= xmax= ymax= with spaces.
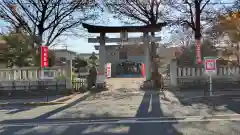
xmin=82 ymin=23 xmax=167 ymax=33
xmin=52 ymin=49 xmax=77 ymax=55
xmin=79 ymin=53 xmax=99 ymax=56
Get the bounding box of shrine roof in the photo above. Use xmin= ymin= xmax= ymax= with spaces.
xmin=82 ymin=23 xmax=167 ymax=33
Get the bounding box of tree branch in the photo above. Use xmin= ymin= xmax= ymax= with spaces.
xmin=200 ymin=0 xmax=210 ymax=13
xmin=184 ymin=0 xmax=195 ymax=30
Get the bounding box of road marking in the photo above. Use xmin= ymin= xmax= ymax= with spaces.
xmin=2 ymin=117 xmax=240 ymax=127
xmin=117 ymin=119 xmax=136 ymax=123
xmin=2 ymin=113 xmax=240 ymax=126
xmin=184 ymin=117 xmax=203 ymax=121
xmin=52 ymin=113 xmax=240 ymax=122
xmin=183 ymin=94 xmax=240 ymax=100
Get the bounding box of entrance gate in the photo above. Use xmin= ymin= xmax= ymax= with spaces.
xmin=82 ymin=23 xmax=166 ymax=88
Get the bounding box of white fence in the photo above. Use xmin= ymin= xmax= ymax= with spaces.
xmin=177 ymin=66 xmax=240 ymax=77
xmin=0 ymin=66 xmax=66 ymax=81
xmin=168 ymin=60 xmax=240 ymax=90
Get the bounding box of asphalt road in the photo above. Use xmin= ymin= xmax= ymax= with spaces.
xmin=1 ymin=78 xmax=240 ymax=135
xmin=1 ymin=118 xmax=240 ymax=135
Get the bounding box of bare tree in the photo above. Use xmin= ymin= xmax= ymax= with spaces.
xmin=169 ymin=25 xmax=194 ymax=47
xmin=105 ymin=0 xmax=169 ymax=87
xmin=208 ymin=1 xmax=240 ymax=65
xmin=169 ymin=0 xmax=225 ymax=64
xmin=0 ymin=0 xmax=99 ymax=46
xmin=105 ymin=0 xmax=169 ymax=25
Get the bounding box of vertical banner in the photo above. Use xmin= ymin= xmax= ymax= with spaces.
xmin=141 ymin=63 xmax=145 ymax=77
xmin=106 ymin=63 xmax=111 ymax=78
xmin=41 ymin=46 xmax=49 ymax=68
xmin=196 ymin=40 xmax=202 ymax=64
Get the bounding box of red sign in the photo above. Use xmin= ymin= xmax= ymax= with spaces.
xmin=196 ymin=40 xmax=202 ymax=64
xmin=106 ymin=63 xmax=111 ymax=78
xmin=205 ymin=59 xmax=216 ymax=70
xmin=41 ymin=46 xmax=49 ymax=68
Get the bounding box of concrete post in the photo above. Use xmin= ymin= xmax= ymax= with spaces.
xmin=13 ymin=69 xmax=17 ymax=80
xmin=170 ymin=59 xmax=177 ymax=89
xmin=96 ymin=32 xmax=106 ymax=88
xmin=143 ymin=32 xmax=151 ymax=81
xmin=65 ymin=60 xmax=72 ymax=89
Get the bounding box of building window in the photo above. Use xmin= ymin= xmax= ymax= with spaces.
xmin=59 ymin=57 xmax=66 ymax=61
xmin=108 ymin=52 xmax=115 ymax=56
xmin=119 ymin=51 xmax=127 ymax=59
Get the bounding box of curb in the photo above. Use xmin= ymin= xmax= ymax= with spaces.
xmin=0 ymin=92 xmax=86 ymax=107
xmin=0 ymin=102 xmax=64 ymax=107
xmin=182 ymin=94 xmax=240 ymax=101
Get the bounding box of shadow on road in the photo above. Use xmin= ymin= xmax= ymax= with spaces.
xmin=0 ymin=91 xmax=183 ymax=135
xmin=127 ymin=92 xmax=182 ymax=135
xmin=176 ymin=91 xmax=240 ymax=115
xmin=0 ymin=95 xmax=70 ymax=114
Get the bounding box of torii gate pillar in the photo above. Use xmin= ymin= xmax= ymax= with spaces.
xmin=96 ymin=32 xmax=106 ymax=88
xmin=143 ymin=32 xmax=151 ymax=81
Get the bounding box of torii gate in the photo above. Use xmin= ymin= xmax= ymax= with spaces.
xmin=82 ymin=23 xmax=166 ymax=88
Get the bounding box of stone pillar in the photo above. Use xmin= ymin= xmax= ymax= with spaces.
xmin=65 ymin=60 xmax=72 ymax=89
xmin=170 ymin=59 xmax=177 ymax=89
xmin=13 ymin=69 xmax=17 ymax=80
xmin=143 ymin=32 xmax=151 ymax=81
xmin=96 ymin=32 xmax=106 ymax=88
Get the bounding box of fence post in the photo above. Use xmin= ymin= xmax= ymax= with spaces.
xmin=170 ymin=59 xmax=178 ymax=90
xmin=65 ymin=60 xmax=72 ymax=90
xmin=11 ymin=81 xmax=15 ymax=97
xmin=28 ymin=81 xmax=30 ymax=91
xmin=56 ymin=80 xmax=58 ymax=92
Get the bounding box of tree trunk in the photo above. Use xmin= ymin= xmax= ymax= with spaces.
xmin=33 ymin=34 xmax=43 ymax=66
xmin=195 ymin=0 xmax=202 ymax=64
xmin=237 ymin=43 xmax=240 ymax=65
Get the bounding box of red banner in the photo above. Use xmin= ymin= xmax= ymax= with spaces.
xmin=41 ymin=46 xmax=49 ymax=68
xmin=141 ymin=63 xmax=145 ymax=77
xmin=196 ymin=40 xmax=202 ymax=64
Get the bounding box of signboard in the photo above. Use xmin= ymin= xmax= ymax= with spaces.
xmin=96 ymin=72 xmax=105 ymax=84
xmin=41 ymin=46 xmax=49 ymax=68
xmin=204 ymin=57 xmax=217 ymax=96
xmin=106 ymin=63 xmax=111 ymax=78
xmin=196 ymin=40 xmax=202 ymax=64
xmin=204 ymin=57 xmax=217 ymax=75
